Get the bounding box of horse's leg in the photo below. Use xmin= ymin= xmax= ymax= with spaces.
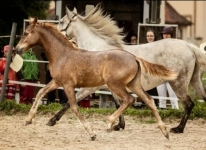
xmin=169 ymin=78 xmax=196 ymax=133
xmin=126 ymin=70 xmax=169 ymax=139
xmin=127 ymin=88 xmax=169 ymax=138
xmin=64 ymin=86 xmax=96 ymax=140
xmin=76 ymin=86 xmax=101 ymax=102
xmin=106 ymin=85 xmax=135 ymax=132
xmin=47 ymin=86 xmax=101 ymax=126
xmin=168 ymin=63 xmax=202 ymax=133
xmin=170 ymin=95 xmax=194 ymax=133
xmin=190 ymin=66 xmax=206 ymax=101
xmin=46 ymin=102 xmax=70 ymax=126
xmin=110 ymin=93 xmax=125 ymax=131
xmin=47 ymin=85 xmax=126 ymax=130
xmin=25 ymin=80 xmax=59 ymax=125
xmin=107 ymin=84 xmax=168 ymax=139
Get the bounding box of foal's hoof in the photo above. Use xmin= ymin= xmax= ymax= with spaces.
xmin=91 ymin=134 xmax=97 ymax=141
xmin=25 ymin=121 xmax=32 ymax=126
xmin=165 ymin=132 xmax=169 ymax=140
xmin=159 ymin=124 xmax=169 ymax=140
xmin=170 ymin=127 xmax=183 ymax=133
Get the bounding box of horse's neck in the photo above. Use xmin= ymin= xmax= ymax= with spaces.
xmin=40 ymin=30 xmax=69 ymax=64
xmin=73 ymin=20 xmax=118 ymax=51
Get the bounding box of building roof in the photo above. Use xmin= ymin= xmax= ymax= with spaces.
xmin=165 ymin=1 xmax=192 ymax=26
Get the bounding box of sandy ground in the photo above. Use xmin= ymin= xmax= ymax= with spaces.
xmin=0 ymin=113 xmax=206 ymax=150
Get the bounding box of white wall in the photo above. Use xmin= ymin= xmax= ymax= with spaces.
xmin=196 ymin=1 xmax=206 ymax=44
xmin=168 ymin=1 xmax=206 ymax=45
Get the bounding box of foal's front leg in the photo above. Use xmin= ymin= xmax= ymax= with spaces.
xmin=47 ymin=86 xmax=101 ymax=126
xmin=25 ymin=80 xmax=59 ymax=125
xmin=65 ymin=86 xmax=96 ymax=141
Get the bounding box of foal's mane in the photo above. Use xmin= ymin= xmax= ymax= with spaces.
xmin=37 ymin=22 xmax=78 ymax=50
xmin=77 ymin=4 xmax=125 ymax=48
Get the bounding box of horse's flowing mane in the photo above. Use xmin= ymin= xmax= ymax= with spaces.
xmin=38 ymin=22 xmax=78 ymax=49
xmin=77 ymin=4 xmax=125 ymax=48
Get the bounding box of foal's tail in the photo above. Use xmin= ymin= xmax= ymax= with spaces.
xmin=135 ymin=57 xmax=178 ymax=81
xmin=187 ymin=43 xmax=206 ymax=70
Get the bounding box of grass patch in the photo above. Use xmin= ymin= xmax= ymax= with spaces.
xmin=141 ymin=119 xmax=156 ymax=124
xmin=37 ymin=102 xmax=62 ymax=114
xmin=0 ymin=100 xmax=206 ymax=122
xmin=0 ymin=100 xmax=30 ymax=115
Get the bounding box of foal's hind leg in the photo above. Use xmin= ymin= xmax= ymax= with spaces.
xmin=127 ymin=71 xmax=169 ymax=139
xmin=106 ymin=85 xmax=135 ymax=132
xmin=26 ymin=80 xmax=59 ymax=125
xmin=110 ymin=93 xmax=125 ymax=131
xmin=128 ymin=85 xmax=169 ymax=139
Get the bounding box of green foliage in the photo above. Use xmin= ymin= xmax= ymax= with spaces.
xmin=190 ymin=101 xmax=206 ymax=119
xmin=21 ymin=49 xmax=39 ymax=80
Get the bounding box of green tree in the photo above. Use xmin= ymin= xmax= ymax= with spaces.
xmin=0 ymin=0 xmax=51 ymax=52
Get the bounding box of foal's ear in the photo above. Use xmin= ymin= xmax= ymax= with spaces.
xmin=29 ymin=17 xmax=38 ymax=25
xmin=33 ymin=17 xmax=38 ymax=24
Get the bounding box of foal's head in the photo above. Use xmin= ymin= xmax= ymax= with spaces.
xmin=15 ymin=17 xmax=40 ymax=54
xmin=16 ymin=17 xmax=78 ymax=55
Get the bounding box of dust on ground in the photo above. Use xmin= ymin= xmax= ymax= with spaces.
xmin=0 ymin=113 xmax=206 ymax=150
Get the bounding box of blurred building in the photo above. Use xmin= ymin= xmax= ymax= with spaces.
xmin=165 ymin=1 xmax=192 ymax=40
xmin=168 ymin=1 xmax=206 ymax=46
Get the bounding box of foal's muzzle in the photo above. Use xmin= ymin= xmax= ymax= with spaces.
xmin=15 ymin=46 xmax=24 ymax=55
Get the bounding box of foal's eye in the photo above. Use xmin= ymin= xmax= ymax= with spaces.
xmin=24 ymin=32 xmax=28 ymax=36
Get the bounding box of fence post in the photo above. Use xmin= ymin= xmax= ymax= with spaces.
xmin=0 ymin=22 xmax=17 ymax=103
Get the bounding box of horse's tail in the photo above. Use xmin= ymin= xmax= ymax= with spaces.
xmin=135 ymin=57 xmax=178 ymax=81
xmin=187 ymin=43 xmax=206 ymax=70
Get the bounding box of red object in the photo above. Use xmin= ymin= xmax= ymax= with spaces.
xmin=19 ymin=80 xmax=35 ymax=105
xmin=0 ymin=58 xmax=19 ymax=100
xmin=79 ymin=100 xmax=90 ymax=108
xmin=79 ymin=95 xmax=91 ymax=108
xmin=0 ymin=85 xmax=16 ymax=100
